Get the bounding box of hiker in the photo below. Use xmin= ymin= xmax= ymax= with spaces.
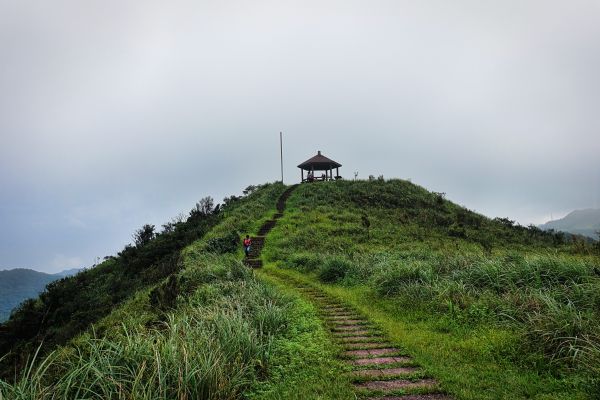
xmin=243 ymin=235 xmax=252 ymax=257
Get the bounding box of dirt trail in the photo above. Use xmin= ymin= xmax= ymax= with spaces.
xmin=252 ymin=184 xmax=453 ymax=399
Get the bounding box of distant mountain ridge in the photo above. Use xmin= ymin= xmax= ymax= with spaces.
xmin=0 ymin=268 xmax=81 ymax=322
xmin=539 ymin=208 xmax=600 ymax=239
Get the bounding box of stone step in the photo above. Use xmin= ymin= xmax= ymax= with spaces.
xmin=332 ymin=325 xmax=372 ymax=332
xmin=329 ymin=320 xmax=370 ymax=327
xmin=350 ymin=356 xmax=412 ymax=367
xmin=325 ymin=315 xmax=364 ymax=321
xmin=244 ymin=259 xmax=263 ymax=268
xmin=344 ymin=348 xmax=402 ymax=358
xmin=333 ymin=330 xmax=374 ymax=337
xmin=351 ymin=366 xmax=420 ymax=379
xmin=344 ymin=342 xmax=391 ymax=350
xmin=365 ymin=394 xmax=452 ymax=400
xmin=354 ymin=378 xmax=437 ymax=391
xmin=338 ymin=336 xmax=382 ymax=343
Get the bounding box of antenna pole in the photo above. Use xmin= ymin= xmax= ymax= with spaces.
xmin=280 ymin=131 xmax=284 ymax=183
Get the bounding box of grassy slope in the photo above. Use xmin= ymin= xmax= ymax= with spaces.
xmin=2 ymin=179 xmax=599 ymax=399
xmin=0 ymin=196 xmax=223 ymax=377
xmin=0 ymin=182 xmax=354 ymax=399
xmin=261 ymin=179 xmax=600 ymax=399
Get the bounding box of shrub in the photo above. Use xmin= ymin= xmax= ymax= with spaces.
xmin=287 ymin=253 xmax=322 ymax=272
xmin=205 ymin=231 xmax=239 ymax=254
xmin=318 ymin=258 xmax=351 ymax=283
xmin=372 ymin=260 xmax=433 ymax=296
xmin=448 ymin=223 xmax=467 ymax=238
xmin=149 ymin=275 xmax=179 ymax=311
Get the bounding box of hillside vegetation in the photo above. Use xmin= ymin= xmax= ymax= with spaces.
xmin=1 ymin=179 xmax=599 ymax=399
xmin=0 ymin=183 xmax=353 ymax=399
xmin=0 ymin=194 xmax=228 ymax=379
xmin=262 ymin=179 xmax=600 ymax=399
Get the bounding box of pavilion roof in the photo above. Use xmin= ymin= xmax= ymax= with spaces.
xmin=297 ymin=151 xmax=342 ymax=170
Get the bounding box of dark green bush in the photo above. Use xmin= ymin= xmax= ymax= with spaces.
xmin=149 ymin=275 xmax=179 ymax=311
xmin=205 ymin=231 xmax=239 ymax=254
xmin=372 ymin=261 xmax=433 ymax=296
xmin=448 ymin=223 xmax=467 ymax=238
xmin=318 ymin=258 xmax=351 ymax=283
xmin=288 ymin=253 xmax=322 ymax=271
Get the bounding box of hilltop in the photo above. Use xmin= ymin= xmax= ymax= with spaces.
xmin=539 ymin=208 xmax=600 ymax=239
xmin=1 ymin=180 xmax=598 ymax=399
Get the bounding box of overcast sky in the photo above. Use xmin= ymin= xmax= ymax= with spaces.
xmin=1 ymin=0 xmax=599 ymax=273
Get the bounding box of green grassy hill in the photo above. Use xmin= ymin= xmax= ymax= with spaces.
xmin=262 ymin=180 xmax=600 ymax=399
xmin=1 ymin=179 xmax=598 ymax=399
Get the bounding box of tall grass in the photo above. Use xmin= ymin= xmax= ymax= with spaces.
xmin=266 ymin=180 xmax=600 ymax=387
xmin=0 ymin=256 xmax=291 ymax=400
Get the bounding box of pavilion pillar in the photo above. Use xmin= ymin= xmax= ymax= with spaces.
xmin=336 ymin=167 xmax=339 ymax=179
xmin=301 ymin=169 xmax=304 ymax=182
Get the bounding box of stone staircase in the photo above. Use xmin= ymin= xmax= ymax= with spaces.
xmin=253 ymin=183 xmax=454 ymax=399
xmin=267 ymin=273 xmax=454 ymax=400
xmin=244 ymin=185 xmax=297 ymax=268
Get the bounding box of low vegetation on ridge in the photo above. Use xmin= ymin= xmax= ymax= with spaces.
xmin=1 ymin=178 xmax=599 ymax=399
xmin=263 ymin=179 xmax=600 ymax=398
xmin=1 ymin=182 xmax=354 ymax=399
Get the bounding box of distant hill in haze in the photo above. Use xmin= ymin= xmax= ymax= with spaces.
xmin=539 ymin=208 xmax=600 ymax=239
xmin=0 ymin=268 xmax=81 ymax=322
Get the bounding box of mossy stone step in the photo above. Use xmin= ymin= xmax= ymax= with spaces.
xmin=344 ymin=348 xmax=402 ymax=358
xmin=344 ymin=342 xmax=392 ymax=350
xmin=354 ymin=378 xmax=437 ymax=391
xmin=351 ymin=366 xmax=420 ymax=378
xmin=350 ymin=356 xmax=413 ymax=367
xmin=244 ymin=259 xmax=263 ymax=268
xmin=365 ymin=394 xmax=452 ymax=400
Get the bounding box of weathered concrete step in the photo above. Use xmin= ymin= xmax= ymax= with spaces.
xmin=366 ymin=394 xmax=452 ymax=400
xmin=324 ymin=314 xmax=361 ymax=320
xmin=354 ymin=378 xmax=437 ymax=391
xmin=319 ymin=303 xmax=346 ymax=309
xmin=329 ymin=319 xmax=369 ymax=326
xmin=344 ymin=348 xmax=402 ymax=358
xmin=243 ymin=259 xmax=263 ymax=268
xmin=333 ymin=330 xmax=374 ymax=338
xmin=351 ymin=366 xmax=420 ymax=378
xmin=325 ymin=314 xmax=363 ymax=320
xmin=258 ymin=221 xmax=277 ymax=233
xmin=338 ymin=335 xmax=383 ymax=343
xmin=344 ymin=342 xmax=392 ymax=350
xmin=351 ymin=356 xmax=413 ymax=367
xmin=322 ymin=308 xmax=351 ymax=314
xmin=333 ymin=325 xmax=373 ymax=332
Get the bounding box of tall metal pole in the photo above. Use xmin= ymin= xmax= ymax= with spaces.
xmin=280 ymin=131 xmax=284 ymax=183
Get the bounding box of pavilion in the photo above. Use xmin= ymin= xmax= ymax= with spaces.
xmin=298 ymin=151 xmax=342 ymax=182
